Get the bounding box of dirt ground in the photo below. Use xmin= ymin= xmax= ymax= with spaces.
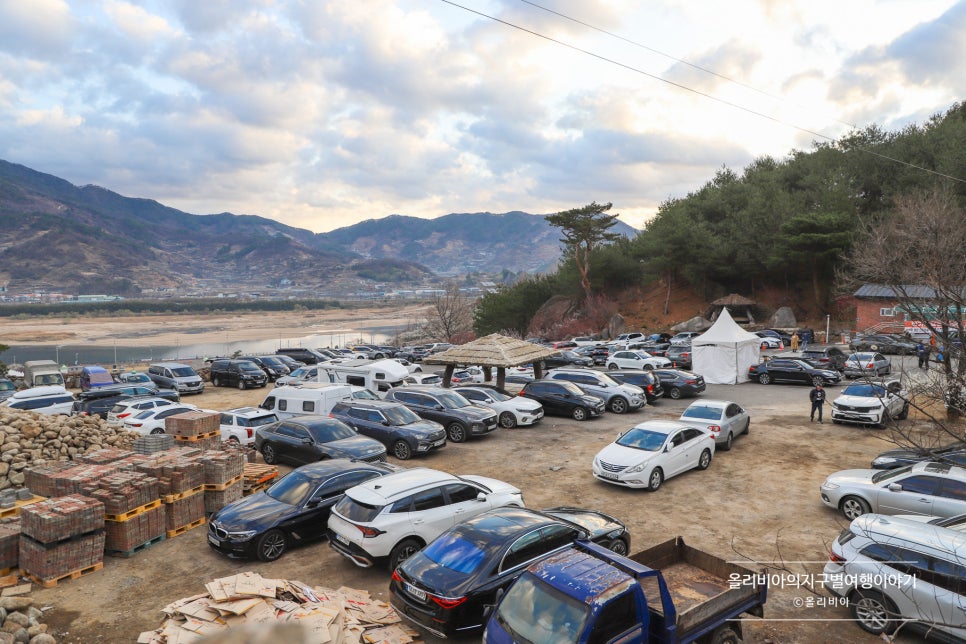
xmin=28 ymin=378 xmax=911 ymax=644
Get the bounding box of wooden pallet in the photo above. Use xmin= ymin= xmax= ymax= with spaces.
xmin=242 ymin=481 xmax=272 ymax=496
xmin=0 ymin=495 xmax=46 ymax=519
xmin=173 ymin=430 xmax=219 ymax=443
xmin=104 ymin=499 xmax=163 ymax=523
xmin=161 ymin=485 xmax=204 ymax=504
xmin=203 ymin=474 xmax=243 ymax=492
xmin=166 ymin=517 xmax=206 ymax=538
xmin=243 ymin=464 xmax=278 ymax=490
xmin=23 ymin=562 xmax=104 ymax=588
xmin=105 ymin=534 xmax=166 ymax=558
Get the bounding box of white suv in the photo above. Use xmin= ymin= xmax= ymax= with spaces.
xmin=831 ymin=379 xmax=908 ymax=427
xmin=107 ymin=396 xmax=177 ymax=425
xmin=825 ymin=513 xmax=966 ymax=639
xmin=327 ymin=468 xmax=524 ymax=571
xmin=1 ymin=386 xmax=75 ymax=416
xmin=219 ymin=407 xmax=279 ymax=446
xmin=543 ymin=368 xmax=645 ymax=414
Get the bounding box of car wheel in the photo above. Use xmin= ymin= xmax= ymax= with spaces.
xmin=743 ymin=419 xmax=750 ymax=435
xmin=499 ymin=412 xmax=517 ymax=429
xmin=647 ymin=468 xmax=663 ymax=492
xmin=571 ymin=406 xmax=588 ymax=421
xmin=226 ymin=437 xmax=240 ymax=445
xmin=255 ymin=529 xmax=287 ymax=562
xmin=261 ymin=443 xmax=277 ymax=465
xmin=758 ymin=373 xmax=771 ymax=385
xmin=870 ymin=344 xmax=878 ymax=351
xmin=811 ymin=376 xmax=824 ymax=386
xmin=840 ymin=495 xmax=870 ymax=520
xmin=668 ymin=387 xmax=682 ymax=399
xmin=708 ymin=627 xmax=740 ymax=644
xmin=150 ymin=428 xmax=165 ymax=435
xmin=885 ymin=366 xmax=891 ymax=375
xmin=212 ymin=377 xmax=221 ymax=387
xmin=605 ymin=539 xmax=629 ymax=556
xmin=446 ymin=422 xmax=467 ymax=443
xmin=392 ymin=440 xmax=413 ymax=460
xmin=697 ymin=449 xmax=712 ymax=470
xmin=389 ymin=538 xmax=422 ymax=572
xmin=850 ymin=589 xmax=897 ymax=635
xmin=721 ymin=433 xmax=733 ymax=451
xmin=238 ymin=380 xmax=246 ymax=390
xmin=374 ymin=353 xmax=385 ymax=359
xmin=643 ymin=364 xmax=654 ymax=370
xmin=609 ymin=397 xmax=629 ymax=414
xmin=897 ymin=404 xmax=909 ymax=420
xmin=606 ymin=363 xmax=618 ymax=370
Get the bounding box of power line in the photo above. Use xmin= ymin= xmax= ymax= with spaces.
xmin=439 ymin=0 xmax=966 ymax=185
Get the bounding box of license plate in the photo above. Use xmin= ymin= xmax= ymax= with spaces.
xmin=405 ymin=582 xmax=427 ymax=602
xmin=335 ymin=533 xmax=350 ymax=546
xmin=433 ymin=439 xmax=445 ymax=447
xmin=208 ymin=534 xmax=219 ymax=546
xmin=598 ymin=471 xmax=619 ymax=480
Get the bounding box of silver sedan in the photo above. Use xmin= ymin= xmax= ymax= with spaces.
xmin=842 ymin=352 xmax=891 ymax=378
xmin=676 ymin=399 xmax=750 ymax=451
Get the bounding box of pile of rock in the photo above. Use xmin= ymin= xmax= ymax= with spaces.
xmin=0 ymin=594 xmax=55 ymax=644
xmin=0 ymin=410 xmax=137 ymax=491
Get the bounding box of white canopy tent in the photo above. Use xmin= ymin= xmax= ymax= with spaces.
xmin=691 ymin=308 xmax=761 ymax=384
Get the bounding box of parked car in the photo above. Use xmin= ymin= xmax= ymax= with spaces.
xmin=0 ymin=379 xmax=16 ymax=402
xmin=115 ymin=371 xmax=153 ymax=385
xmin=327 ymin=467 xmax=524 ymax=570
xmin=634 ymin=339 xmax=670 ymax=357
xmin=401 ymin=373 xmax=444 ymax=386
xmin=518 ymin=380 xmax=605 ymax=421
xmin=276 ymin=347 xmax=330 ymax=365
xmin=550 ymin=340 xmax=578 ymax=350
xmin=107 ymin=396 xmax=178 ymax=424
xmin=455 ymin=385 xmax=544 ymax=428
xmin=761 ymin=329 xmax=792 ymax=345
xmin=754 ymin=332 xmax=782 ymax=349
xmin=273 ymin=354 xmax=305 ymax=372
xmin=449 ymin=369 xmax=480 ymax=385
xmin=605 ymin=350 xmax=671 ymax=371
xmin=147 ymin=362 xmax=205 ymax=395
xmin=79 ymin=382 xmax=179 ymax=402
xmin=543 ymin=368 xmax=645 ymax=414
xmin=122 ymin=403 xmax=201 ymax=435
xmin=389 ymin=506 xmax=629 ymax=638
xmin=569 ymin=336 xmax=599 ymax=347
xmin=748 ymin=358 xmax=841 ymax=386
xmin=542 ymin=350 xmax=593 ymax=369
xmin=607 ymin=370 xmax=665 ymax=403
xmin=824 ymin=513 xmax=966 ymax=639
xmin=236 ymin=355 xmax=288 ymax=381
xmin=1 ymin=386 xmax=75 ymax=416
xmin=871 ymin=441 xmax=966 ymax=470
xmin=670 ymin=331 xmax=702 ymax=346
xmin=842 ymin=352 xmax=891 ymax=378
xmin=652 ymin=368 xmax=706 ymax=399
xmin=573 ymin=345 xmax=609 ymax=365
xmin=821 ymin=461 xmax=966 ymax=520
xmin=383 ymin=386 xmax=498 ymax=443
xmin=209 ymin=359 xmax=269 ymax=389
xmin=254 ymin=416 xmax=387 ymax=466
xmin=850 ymin=334 xmax=916 ymax=355
xmin=800 ymin=346 xmax=850 ymax=371
xmin=72 ymin=392 xmax=132 ymax=419
xmin=274 ymin=366 xmax=323 ymax=387
xmin=79 ymin=365 xmax=115 ymax=391
xmin=665 ymin=345 xmax=693 ymax=369
xmin=614 ymin=332 xmax=645 ymax=347
xmin=831 ymin=379 xmax=908 ymax=427
xmin=329 ymin=400 xmax=447 ymax=460
xmin=678 ymin=399 xmax=750 ymax=451
xmin=219 ymin=407 xmax=279 ymax=446
xmin=207 ymin=458 xmax=399 ymax=561
xmin=592 ymin=420 xmax=715 ymax=491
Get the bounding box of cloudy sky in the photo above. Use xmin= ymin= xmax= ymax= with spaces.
xmin=1 ymin=0 xmax=963 ymax=233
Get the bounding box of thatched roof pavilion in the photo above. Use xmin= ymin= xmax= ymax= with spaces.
xmin=423 ymin=333 xmax=560 ymax=389
xmin=707 ymin=293 xmax=758 ymax=324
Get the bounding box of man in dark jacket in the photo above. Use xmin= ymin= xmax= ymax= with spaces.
xmin=809 ymin=384 xmax=826 ymax=423
xmin=916 ymin=342 xmax=929 ymax=369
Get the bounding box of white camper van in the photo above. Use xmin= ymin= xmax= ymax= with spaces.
xmin=316 ymin=359 xmax=409 ymax=394
xmin=257 ymin=384 xmax=353 ymax=420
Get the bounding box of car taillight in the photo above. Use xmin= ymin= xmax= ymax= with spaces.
xmin=128 ymin=423 xmax=143 ymax=428
xmin=647 ymin=385 xmax=654 ymax=392
xmin=355 ymin=524 xmax=385 ymax=538
xmin=829 ymin=551 xmax=846 ymax=565
xmin=391 ymin=570 xmax=403 ymax=583
xmin=708 ymin=424 xmax=721 ymax=435
xmin=430 ymin=594 xmax=468 ymax=609
xmin=685 ymin=379 xmax=697 ymax=384
xmin=246 ymin=428 xmax=253 ymax=438
xmin=118 ymin=412 xmax=131 ymax=418
xmin=867 ymin=363 xmax=874 ymax=369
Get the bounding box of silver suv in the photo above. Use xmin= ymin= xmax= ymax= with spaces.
xmin=825 ymin=513 xmax=966 ymax=639
xmin=543 ymin=368 xmax=645 ymax=414
xmin=147 ymin=362 xmax=205 ymax=395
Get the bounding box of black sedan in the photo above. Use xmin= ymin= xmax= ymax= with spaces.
xmin=542 ymin=350 xmax=594 ymax=369
xmin=608 ymin=370 xmax=665 ymax=403
xmin=207 ymin=459 xmax=398 ymax=561
xmin=748 ymin=358 xmax=841 ymax=386
xmin=254 ymin=416 xmax=387 ymax=466
xmin=871 ymin=442 xmax=966 ymax=469
xmin=849 ymin=334 xmax=917 ymax=355
xmin=329 ymin=400 xmax=447 ymax=460
xmin=519 ymin=380 xmax=605 ymax=421
xmin=651 ymin=369 xmax=706 ymax=399
xmin=389 ymin=506 xmax=629 ymax=639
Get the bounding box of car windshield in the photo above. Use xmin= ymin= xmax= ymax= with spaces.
xmin=872 ymin=465 xmax=913 ymax=484
xmin=0 ymin=381 xmax=14 ymax=392
xmin=420 ymin=533 xmax=487 ymax=575
xmin=384 ymin=405 xmax=421 ymax=425
xmin=485 ymin=389 xmax=512 ymax=402
xmin=170 ymin=368 xmax=195 ymax=377
xmin=681 ymin=405 xmax=723 ymax=421
xmin=238 ymin=361 xmax=263 ymax=373
xmin=616 ymin=428 xmax=668 ymax=451
xmin=561 ymin=351 xmax=579 ymax=359
xmin=259 ymin=357 xmax=284 ymax=368
xmin=436 ymin=391 xmax=471 ymax=409
xmin=596 ymin=373 xmax=620 ymax=386
xmin=237 ymin=414 xmax=277 ymax=428
xmin=302 ymin=420 xmax=356 ymax=442
xmin=265 ymin=471 xmax=315 ymax=506
xmin=494 ymin=573 xmax=587 ymax=644
xmin=418 ymin=374 xmax=442 ymax=385
xmin=842 ymin=384 xmax=886 ymax=397
xmin=352 ymin=389 xmax=380 ymax=400
xmin=334 ymin=495 xmax=383 ymax=522
xmin=632 ymin=352 xmax=652 ymax=359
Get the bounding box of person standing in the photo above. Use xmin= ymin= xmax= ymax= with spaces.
xmin=917 ymin=341 xmax=929 ymax=369
xmin=790 ymin=332 xmax=800 ymax=351
xmin=809 ymin=383 xmax=826 ymax=423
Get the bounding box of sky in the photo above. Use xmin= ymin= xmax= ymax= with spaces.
xmin=0 ymin=0 xmax=964 ymax=233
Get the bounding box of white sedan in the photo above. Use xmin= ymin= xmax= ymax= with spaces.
xmin=456 ymin=385 xmax=544 ymax=428
xmin=606 ymin=350 xmax=672 ymax=371
xmin=122 ymin=403 xmax=202 ymax=435
xmin=677 ymin=400 xmax=750 ymax=451
xmin=754 ymin=332 xmax=782 ymax=349
xmin=592 ymin=420 xmax=715 ymax=491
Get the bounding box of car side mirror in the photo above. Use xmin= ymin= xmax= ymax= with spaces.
xmin=435 ymin=404 xmax=444 ymax=411
xmin=301 ymin=437 xmax=313 ymax=444
xmin=477 ymin=492 xmax=486 ymax=502
xmin=664 ymin=445 xmax=670 ymax=453
xmin=617 ymin=431 xmax=624 ymax=438
xmin=887 ymin=483 xmax=903 ymax=492
xmin=306 ymin=498 xmax=321 ymax=508
xmin=381 ymin=420 xmax=390 ymax=426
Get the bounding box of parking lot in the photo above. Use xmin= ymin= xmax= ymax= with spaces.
xmin=38 ymin=355 xmax=936 ymax=642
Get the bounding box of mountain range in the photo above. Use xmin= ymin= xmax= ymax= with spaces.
xmin=0 ymin=160 xmax=637 ymax=295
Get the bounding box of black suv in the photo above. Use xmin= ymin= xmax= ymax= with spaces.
xmin=330 ymin=400 xmax=447 ymax=460
xmin=608 ymin=370 xmax=665 ymax=403
xmin=237 ymin=356 xmax=289 ymax=381
xmin=209 ymin=359 xmax=269 ymax=389
xmin=276 ymin=348 xmax=329 ymax=365
xmin=383 ymin=386 xmax=498 ymax=443
xmin=519 ymin=380 xmax=605 ymax=421
xmin=800 ymin=346 xmax=849 ymax=370
xmin=666 ymin=345 xmax=692 ymax=369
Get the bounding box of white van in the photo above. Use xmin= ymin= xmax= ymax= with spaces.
xmin=1 ymin=385 xmax=75 ymax=415
xmin=317 ymin=359 xmax=409 ymax=394
xmin=257 ymin=384 xmax=353 ymax=420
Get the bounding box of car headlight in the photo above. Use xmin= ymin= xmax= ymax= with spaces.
xmin=872 ymin=457 xmax=895 ymax=466
xmin=822 ymin=481 xmax=840 ymax=490
xmin=227 ymin=530 xmax=257 ymax=540
xmin=624 ymin=461 xmax=649 ymax=475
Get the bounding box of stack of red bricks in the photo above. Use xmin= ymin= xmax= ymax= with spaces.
xmin=19 ymin=495 xmax=105 ymax=583
xmin=73 ymin=447 xmax=136 ymax=465
xmin=24 ymin=463 xmax=117 ymax=498
xmin=78 ymin=471 xmax=166 ymax=555
xmin=0 ymin=517 xmax=20 ymax=571
xmin=166 ymin=411 xmax=221 ymax=451
xmin=199 ymin=451 xmax=246 ymax=514
xmin=132 ymin=453 xmax=206 ymax=535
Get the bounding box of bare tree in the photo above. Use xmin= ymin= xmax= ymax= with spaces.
xmin=422 ymin=286 xmax=474 ymax=343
